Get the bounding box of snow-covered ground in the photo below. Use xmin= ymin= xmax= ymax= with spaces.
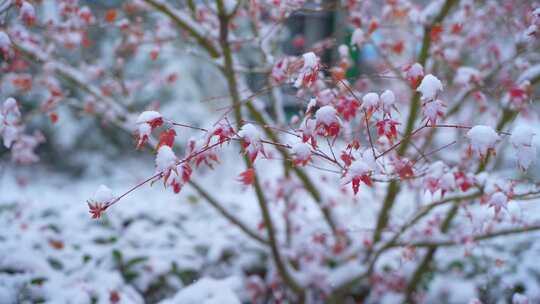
xmin=0 ymin=157 xmax=265 ymax=303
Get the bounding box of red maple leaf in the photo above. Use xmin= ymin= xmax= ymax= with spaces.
xmin=157 ymin=129 xmax=176 ymax=149
xmin=237 ymin=168 xmax=256 ymax=185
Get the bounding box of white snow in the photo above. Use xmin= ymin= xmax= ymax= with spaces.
xmin=489 ymin=192 xmax=508 ymax=213
xmin=93 ymin=184 xmax=114 ymax=203
xmin=138 ymin=122 xmax=151 ymax=138
xmin=454 ymin=67 xmax=481 ymax=86
xmin=466 ymin=125 xmax=499 ymax=157
xmin=136 ymin=110 xmax=162 ymax=124
xmin=380 ymin=90 xmax=395 ymax=114
xmin=510 ymin=125 xmax=537 ymax=170
xmin=160 ymin=276 xmax=242 ymax=304
xmin=156 ymin=146 xmax=177 ymax=172
xmin=422 ymin=99 xmax=445 ymax=124
xmin=406 ymin=63 xmax=424 ymax=79
xmin=417 ymin=74 xmax=443 ymax=101
xmin=348 ymin=159 xmax=371 ymax=179
xmin=292 ymin=141 xmax=311 ymax=160
xmin=361 ymin=92 xmax=379 ymax=111
xmin=315 ymin=105 xmax=338 ymax=125
xmin=238 ymin=123 xmax=261 ymax=143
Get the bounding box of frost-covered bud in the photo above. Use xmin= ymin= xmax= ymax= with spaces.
xmin=510 ymin=126 xmax=536 ymax=170
xmin=417 ymin=74 xmax=443 ymax=101
xmin=466 ymin=125 xmax=499 ymax=158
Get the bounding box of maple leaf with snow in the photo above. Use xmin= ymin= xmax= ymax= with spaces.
xmin=315 ymin=106 xmax=341 ymax=138
xmin=156 ymin=145 xmax=177 ymax=173
xmin=380 ymin=90 xmax=396 ymax=116
xmin=169 ymin=163 xmax=192 ymax=193
xmin=291 ymin=142 xmax=312 ymax=166
xmin=345 ymin=159 xmax=373 ymax=195
xmin=238 ymin=123 xmax=265 ymax=162
xmin=87 ymin=185 xmax=115 ymax=219
xmin=404 ymin=63 xmax=424 ymax=88
xmin=299 ymin=118 xmax=318 ymax=148
xmin=424 ymin=161 xmax=454 ymax=196
xmin=361 ymin=92 xmax=379 ymax=118
xmin=188 ymin=137 xmax=220 ymax=168
xmin=454 ymin=171 xmax=474 ymax=192
xmin=422 ymin=99 xmax=445 ymax=125
xmin=466 ymin=125 xmax=499 ymax=158
xmin=336 ymin=96 xmax=360 ymax=121
xmin=294 ymin=52 xmax=320 ymax=88
xmin=135 ymin=110 xmax=163 ymax=149
xmin=207 ymin=122 xmax=235 ymax=145
xmin=395 ymin=158 xmax=414 ymax=180
xmin=417 ymin=74 xmax=443 ymax=101
xmin=157 ymin=129 xmax=176 ymax=150
xmin=376 ymin=119 xmax=399 ymax=143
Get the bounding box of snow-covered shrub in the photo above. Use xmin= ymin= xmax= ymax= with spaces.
xmin=2 ymin=1 xmax=540 ymax=303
